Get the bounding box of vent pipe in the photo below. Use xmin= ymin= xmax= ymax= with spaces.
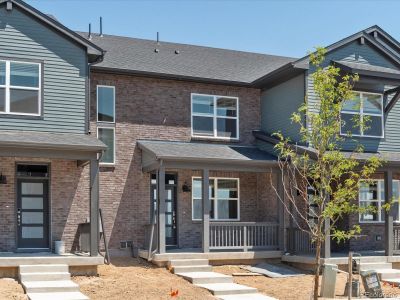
xmin=100 ymin=17 xmax=103 ymax=37
xmin=88 ymin=23 xmax=92 ymax=40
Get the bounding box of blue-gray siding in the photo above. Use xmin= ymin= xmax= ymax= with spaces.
xmin=0 ymin=5 xmax=87 ymax=133
xmin=307 ymin=41 xmax=400 ymax=152
xmin=261 ymin=73 xmax=305 ymax=142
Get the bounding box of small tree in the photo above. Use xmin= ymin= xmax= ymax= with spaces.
xmin=272 ymin=48 xmax=383 ymax=299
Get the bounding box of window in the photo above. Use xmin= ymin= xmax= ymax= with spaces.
xmin=0 ymin=60 xmax=41 ymax=116
xmin=192 ymin=177 xmax=239 ymax=221
xmin=97 ymin=86 xmax=115 ymax=122
xmin=341 ymin=91 xmax=384 ymax=138
xmin=191 ymin=94 xmax=238 ymax=139
xmin=97 ymin=127 xmax=115 ymax=164
xmin=359 ymin=180 xmax=400 ymax=223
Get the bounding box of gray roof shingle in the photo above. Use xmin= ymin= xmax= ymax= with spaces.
xmin=77 ymin=32 xmax=295 ymax=84
xmin=0 ymin=131 xmax=106 ymax=151
xmin=137 ymin=140 xmax=277 ymax=163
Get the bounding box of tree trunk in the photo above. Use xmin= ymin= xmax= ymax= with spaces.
xmin=313 ymin=235 xmax=322 ymax=300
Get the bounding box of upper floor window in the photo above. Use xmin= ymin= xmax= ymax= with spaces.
xmin=340 ymin=91 xmax=384 ymax=138
xmin=97 ymin=85 xmax=115 ymax=122
xmin=191 ymin=93 xmax=238 ymax=139
xmin=0 ymin=60 xmax=41 ymax=116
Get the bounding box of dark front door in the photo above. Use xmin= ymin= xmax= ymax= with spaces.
xmin=17 ymin=179 xmax=49 ymax=249
xmin=151 ymin=173 xmax=178 ymax=248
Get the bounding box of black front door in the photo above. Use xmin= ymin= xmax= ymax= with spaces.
xmin=151 ymin=173 xmax=178 ymax=248
xmin=17 ymin=179 xmax=49 ymax=249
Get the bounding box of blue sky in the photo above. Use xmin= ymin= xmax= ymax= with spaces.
xmin=27 ymin=0 xmax=400 ymax=58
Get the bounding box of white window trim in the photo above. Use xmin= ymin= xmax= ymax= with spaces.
xmin=340 ymin=91 xmax=384 ymax=139
xmin=192 ymin=177 xmax=240 ymax=221
xmin=0 ymin=60 xmax=41 ymax=116
xmin=191 ymin=93 xmax=239 ymax=140
xmin=97 ymin=126 xmax=116 ymax=165
xmin=359 ymin=179 xmax=400 ymax=223
xmin=96 ymin=85 xmax=116 ymax=123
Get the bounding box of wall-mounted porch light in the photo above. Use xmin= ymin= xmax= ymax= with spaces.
xmin=182 ymin=182 xmax=191 ymax=193
xmin=0 ymin=173 xmax=7 ymax=184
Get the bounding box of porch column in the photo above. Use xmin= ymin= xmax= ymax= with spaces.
xmin=158 ymin=165 xmax=166 ymax=254
xmin=90 ymin=159 xmax=100 ymax=257
xmin=321 ymin=218 xmax=331 ymax=258
xmin=202 ymin=168 xmax=210 ymax=253
xmin=385 ymin=169 xmax=394 ymax=256
xmin=276 ymin=170 xmax=286 ymax=251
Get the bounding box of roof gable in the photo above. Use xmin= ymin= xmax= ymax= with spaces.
xmin=1 ymin=0 xmax=103 ymax=61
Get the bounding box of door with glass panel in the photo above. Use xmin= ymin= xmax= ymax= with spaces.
xmin=17 ymin=179 xmax=49 ymax=249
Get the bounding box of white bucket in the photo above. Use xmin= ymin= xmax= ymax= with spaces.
xmin=54 ymin=241 xmax=65 ymax=255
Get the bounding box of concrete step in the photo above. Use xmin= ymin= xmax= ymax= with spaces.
xmin=27 ymin=292 xmax=89 ymax=300
xmin=176 ymin=272 xmax=233 ymax=284
xmin=217 ymin=293 xmax=278 ymax=300
xmin=360 ymin=262 xmax=392 ymax=271
xmin=195 ymin=283 xmax=258 ymax=296
xmin=168 ymin=259 xmax=209 ymax=268
xmin=20 ymin=272 xmax=71 ymax=282
xmin=377 ymin=269 xmax=400 ymax=280
xmin=22 ymin=280 xmax=79 ymax=293
xmin=172 ymin=265 xmax=213 ymax=273
xmin=20 ymin=264 xmax=69 ymax=274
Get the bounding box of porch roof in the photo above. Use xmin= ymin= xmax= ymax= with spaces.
xmin=137 ymin=140 xmax=278 ymax=172
xmin=0 ymin=131 xmax=106 ymax=160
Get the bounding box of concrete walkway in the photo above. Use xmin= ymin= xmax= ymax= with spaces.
xmin=19 ymin=264 xmax=88 ymax=300
xmin=168 ymin=259 xmax=277 ymax=300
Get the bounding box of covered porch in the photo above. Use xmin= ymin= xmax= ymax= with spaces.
xmin=137 ymin=140 xmax=286 ymax=265
xmin=0 ymin=131 xmax=105 ymax=260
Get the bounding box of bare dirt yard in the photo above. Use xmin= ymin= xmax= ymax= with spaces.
xmin=0 ymin=278 xmax=26 ymax=300
xmin=214 ymin=264 xmax=400 ymax=300
xmin=73 ymin=257 xmax=215 ymax=300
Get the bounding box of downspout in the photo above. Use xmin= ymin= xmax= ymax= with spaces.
xmin=87 ymin=52 xmax=105 ymax=135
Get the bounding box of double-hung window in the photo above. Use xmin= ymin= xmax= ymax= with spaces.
xmin=192 ymin=177 xmax=239 ymax=221
xmin=0 ymin=60 xmax=41 ymax=116
xmin=359 ymin=180 xmax=400 ymax=223
xmin=191 ymin=93 xmax=239 ymax=139
xmin=341 ymin=91 xmax=384 ymax=138
xmin=97 ymin=85 xmax=116 ymax=165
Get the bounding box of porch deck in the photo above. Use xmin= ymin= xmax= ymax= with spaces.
xmin=139 ymin=248 xmax=282 ymax=266
xmin=0 ymin=252 xmax=104 ymax=267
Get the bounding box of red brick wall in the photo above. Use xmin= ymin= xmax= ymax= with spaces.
xmin=89 ymin=72 xmax=270 ymax=251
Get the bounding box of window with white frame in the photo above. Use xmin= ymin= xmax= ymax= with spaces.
xmin=0 ymin=60 xmax=41 ymax=116
xmin=192 ymin=177 xmax=239 ymax=221
xmin=341 ymin=91 xmax=384 ymax=138
xmin=191 ymin=94 xmax=238 ymax=139
xmin=359 ymin=180 xmax=400 ymax=223
xmin=97 ymin=85 xmax=115 ymax=122
xmin=97 ymin=127 xmax=115 ymax=164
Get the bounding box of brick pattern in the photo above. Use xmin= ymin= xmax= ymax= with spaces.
xmin=0 ymin=157 xmax=90 ymax=252
xmin=89 ymin=72 xmax=274 ymax=251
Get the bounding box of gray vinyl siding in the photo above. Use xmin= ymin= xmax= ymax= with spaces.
xmin=261 ymin=73 xmax=305 ymax=142
xmin=307 ymin=41 xmax=400 ymax=152
xmin=0 ymin=5 xmax=87 ymax=133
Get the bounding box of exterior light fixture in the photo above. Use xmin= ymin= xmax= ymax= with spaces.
xmin=182 ymin=182 xmax=191 ymax=193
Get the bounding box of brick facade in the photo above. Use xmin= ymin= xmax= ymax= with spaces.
xmin=89 ymin=72 xmax=281 ymax=252
xmin=0 ymin=157 xmax=89 ymax=252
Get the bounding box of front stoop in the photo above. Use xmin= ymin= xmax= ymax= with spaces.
xmin=19 ymin=264 xmax=88 ymax=300
xmin=169 ymin=259 xmax=277 ymax=300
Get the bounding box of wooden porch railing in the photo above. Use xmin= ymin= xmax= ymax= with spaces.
xmin=393 ymin=227 xmax=400 ymax=253
xmin=286 ymin=228 xmax=316 ymax=254
xmin=209 ymin=222 xmax=279 ymax=251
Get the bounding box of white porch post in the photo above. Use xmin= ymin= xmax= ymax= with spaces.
xmin=89 ymin=159 xmax=100 ymax=257
xmin=385 ymin=169 xmax=394 ymax=256
xmin=158 ymin=165 xmax=166 ymax=254
xmin=202 ymin=168 xmax=210 ymax=253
